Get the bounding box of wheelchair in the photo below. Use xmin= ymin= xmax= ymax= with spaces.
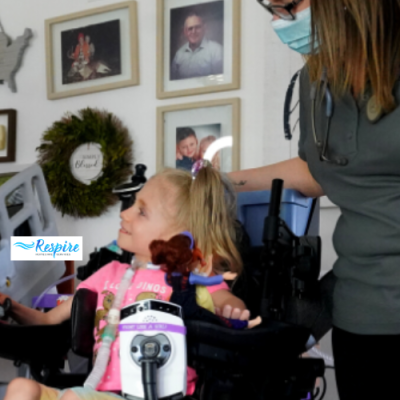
xmin=0 ymin=164 xmax=333 ymax=400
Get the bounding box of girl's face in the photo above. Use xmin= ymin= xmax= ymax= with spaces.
xmin=177 ymin=135 xmax=197 ymax=159
xmin=117 ymin=178 xmax=180 ymax=263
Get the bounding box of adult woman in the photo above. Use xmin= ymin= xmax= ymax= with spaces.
xmin=230 ymin=1 xmax=400 ymax=398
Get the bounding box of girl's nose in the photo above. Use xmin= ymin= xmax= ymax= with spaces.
xmin=120 ymin=205 xmax=133 ymax=221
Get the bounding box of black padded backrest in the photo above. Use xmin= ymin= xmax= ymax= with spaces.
xmin=71 ymin=289 xmax=97 ymax=358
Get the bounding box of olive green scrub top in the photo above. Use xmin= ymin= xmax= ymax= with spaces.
xmin=298 ymin=67 xmax=400 ymax=335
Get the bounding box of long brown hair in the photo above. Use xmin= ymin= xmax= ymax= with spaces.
xmin=307 ymin=0 xmax=400 ymax=111
xmin=151 ymin=167 xmax=242 ymax=274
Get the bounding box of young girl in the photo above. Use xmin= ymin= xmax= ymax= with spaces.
xmin=2 ymin=164 xmax=248 ymax=400
xmin=197 ymin=135 xmax=220 ymax=170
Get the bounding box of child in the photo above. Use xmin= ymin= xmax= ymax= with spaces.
xmin=198 ymin=135 xmax=220 ymax=170
xmin=3 ymin=164 xmax=248 ymax=400
xmin=176 ymin=127 xmax=198 ymax=171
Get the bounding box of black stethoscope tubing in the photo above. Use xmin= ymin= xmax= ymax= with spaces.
xmin=284 ymin=69 xmax=348 ymax=166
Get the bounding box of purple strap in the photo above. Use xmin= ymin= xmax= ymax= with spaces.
xmin=119 ymin=323 xmax=186 ymax=335
xmin=189 ymin=273 xmax=223 ymax=287
xmin=180 ymin=231 xmax=194 ymax=250
xmin=32 ymin=294 xmax=73 ymax=308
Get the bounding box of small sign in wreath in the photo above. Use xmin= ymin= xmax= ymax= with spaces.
xmin=37 ymin=108 xmax=133 ymax=218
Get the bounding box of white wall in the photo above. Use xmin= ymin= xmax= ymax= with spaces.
xmin=0 ymin=0 xmax=310 ymax=263
xmin=0 ymin=0 xmax=340 ymax=397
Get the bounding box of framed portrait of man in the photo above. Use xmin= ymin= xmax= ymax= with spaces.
xmin=45 ymin=1 xmax=139 ymax=100
xmin=157 ymin=0 xmax=241 ymax=99
xmin=156 ymin=98 xmax=241 ymax=172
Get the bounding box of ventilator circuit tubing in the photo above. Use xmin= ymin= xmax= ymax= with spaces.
xmin=84 ymin=259 xmax=142 ymax=390
xmin=32 ymin=273 xmax=77 ymax=309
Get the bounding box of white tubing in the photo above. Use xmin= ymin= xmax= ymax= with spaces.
xmin=84 ymin=335 xmax=115 ymax=390
xmin=84 ymin=260 xmax=142 ymax=390
xmin=308 ymin=346 xmax=335 ymax=367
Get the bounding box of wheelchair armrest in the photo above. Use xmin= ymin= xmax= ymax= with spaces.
xmin=186 ymin=319 xmax=311 ymax=372
xmin=0 ymin=319 xmax=71 ymax=365
xmin=186 ymin=320 xmax=324 ymax=399
xmin=71 ymin=289 xmax=97 ymax=358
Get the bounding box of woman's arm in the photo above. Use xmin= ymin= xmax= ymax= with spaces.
xmin=228 ymin=157 xmax=324 ymax=198
xmin=2 ymin=293 xmax=73 ymax=326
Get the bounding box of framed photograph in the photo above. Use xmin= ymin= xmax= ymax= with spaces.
xmin=45 ymin=1 xmax=139 ymax=100
xmin=0 ymin=109 xmax=16 ymax=163
xmin=157 ymin=0 xmax=241 ymax=99
xmin=157 ymin=98 xmax=240 ymax=172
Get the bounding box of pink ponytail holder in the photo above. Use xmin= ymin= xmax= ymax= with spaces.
xmin=191 ymin=159 xmax=212 ymax=180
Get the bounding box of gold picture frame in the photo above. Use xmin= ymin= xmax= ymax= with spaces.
xmin=0 ymin=109 xmax=17 ymax=163
xmin=157 ymin=0 xmax=241 ymax=99
xmin=157 ymin=98 xmax=240 ymax=172
xmin=45 ymin=1 xmax=139 ymax=100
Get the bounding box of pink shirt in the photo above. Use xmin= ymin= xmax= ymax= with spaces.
xmin=77 ymin=260 xmax=229 ymax=394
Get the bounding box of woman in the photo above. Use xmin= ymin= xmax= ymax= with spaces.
xmin=230 ymin=1 xmax=400 ymax=398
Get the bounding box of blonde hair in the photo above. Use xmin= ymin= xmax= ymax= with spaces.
xmin=307 ymin=0 xmax=400 ymax=111
xmin=152 ymin=166 xmax=242 ymax=274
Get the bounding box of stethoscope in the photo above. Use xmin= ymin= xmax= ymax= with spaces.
xmin=284 ymin=69 xmax=386 ymax=166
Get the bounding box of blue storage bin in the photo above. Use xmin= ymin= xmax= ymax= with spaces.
xmin=237 ymin=189 xmax=316 ymax=247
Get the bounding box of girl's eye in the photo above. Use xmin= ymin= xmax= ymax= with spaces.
xmin=139 ymin=208 xmax=145 ymax=216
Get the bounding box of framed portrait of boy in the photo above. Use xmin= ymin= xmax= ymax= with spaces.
xmin=157 ymin=0 xmax=241 ymax=99
xmin=45 ymin=1 xmax=139 ymax=100
xmin=157 ymin=98 xmax=240 ymax=173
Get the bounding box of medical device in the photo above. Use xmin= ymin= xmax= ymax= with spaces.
xmin=119 ymin=300 xmax=187 ymax=400
xmin=83 ymin=249 xmax=186 ymax=400
xmin=0 ymin=164 xmax=65 ymax=306
xmin=284 ymin=68 xmax=390 ymax=167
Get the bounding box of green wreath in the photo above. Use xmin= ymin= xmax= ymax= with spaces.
xmin=37 ymin=108 xmax=133 ymax=218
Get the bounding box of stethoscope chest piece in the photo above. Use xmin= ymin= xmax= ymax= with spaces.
xmin=367 ymin=95 xmax=384 ymax=123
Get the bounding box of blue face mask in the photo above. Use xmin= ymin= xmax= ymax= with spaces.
xmin=271 ymin=7 xmax=317 ymax=55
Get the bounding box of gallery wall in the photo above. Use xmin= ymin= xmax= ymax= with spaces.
xmin=0 ymin=0 xmax=307 ymax=265
xmin=0 ymin=1 xmax=340 ymax=397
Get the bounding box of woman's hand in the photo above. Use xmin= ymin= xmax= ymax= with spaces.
xmin=0 ymin=293 xmax=12 ymax=319
xmin=0 ymin=293 xmax=11 ymax=305
xmin=215 ymin=305 xmax=250 ymax=321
